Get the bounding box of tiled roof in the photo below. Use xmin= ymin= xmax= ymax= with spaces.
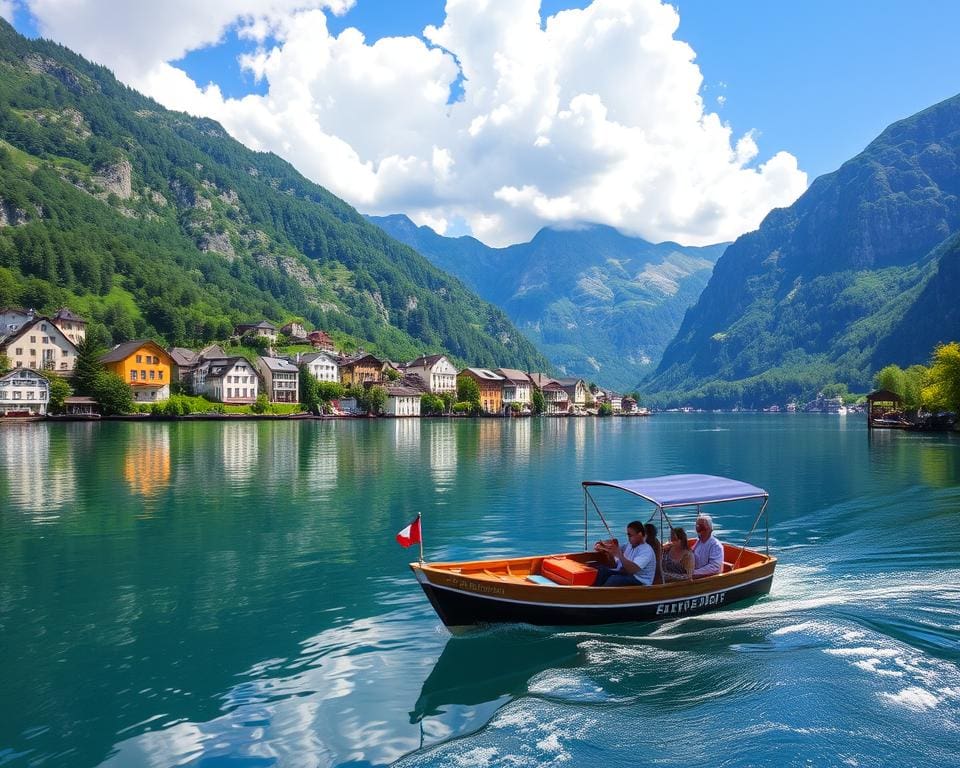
xmin=407 ymin=354 xmax=447 ymax=368
xmin=259 ymin=355 xmax=298 ymax=372
xmin=101 ymin=339 xmax=166 ymax=363
xmin=495 ymin=368 xmax=531 ymax=384
xmin=463 ymin=367 xmax=505 ymax=382
xmin=167 ymin=347 xmax=198 ymax=366
xmin=385 ymin=385 xmax=421 ymax=397
xmin=53 ymin=307 xmax=85 ymax=322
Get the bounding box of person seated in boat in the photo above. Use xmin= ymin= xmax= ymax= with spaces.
xmin=662 ymin=526 xmax=695 ymax=582
xmin=593 ymin=522 xmax=656 ymax=586
xmin=692 ymin=514 xmax=724 ymax=577
xmin=644 ymin=522 xmax=663 ymax=584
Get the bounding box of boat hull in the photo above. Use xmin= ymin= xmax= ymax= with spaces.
xmin=412 ymin=553 xmax=775 ymax=628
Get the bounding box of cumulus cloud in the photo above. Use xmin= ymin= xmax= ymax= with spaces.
xmin=22 ymin=0 xmax=808 ymax=247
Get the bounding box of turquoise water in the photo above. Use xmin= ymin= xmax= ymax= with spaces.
xmin=0 ymin=415 xmax=958 ymax=766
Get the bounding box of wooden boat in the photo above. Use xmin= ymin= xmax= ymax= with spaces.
xmin=410 ymin=474 xmax=776 ymax=628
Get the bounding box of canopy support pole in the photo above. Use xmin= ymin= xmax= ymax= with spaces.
xmin=584 ymin=487 xmax=615 ymax=542
xmin=734 ymin=497 xmax=769 ymax=568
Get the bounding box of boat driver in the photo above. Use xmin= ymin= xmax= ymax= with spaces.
xmin=593 ymin=522 xmax=657 ymax=586
xmin=692 ymin=514 xmax=724 ymax=577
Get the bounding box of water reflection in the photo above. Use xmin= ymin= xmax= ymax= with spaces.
xmin=221 ymin=422 xmax=258 ymax=481
xmin=122 ymin=424 xmax=170 ymax=499
xmin=0 ymin=424 xmax=75 ymax=517
xmin=429 ymin=421 xmax=457 ymax=490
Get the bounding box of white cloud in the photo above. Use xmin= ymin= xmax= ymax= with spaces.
xmin=22 ymin=0 xmax=808 ymax=247
xmin=0 ymin=0 xmax=16 ymax=23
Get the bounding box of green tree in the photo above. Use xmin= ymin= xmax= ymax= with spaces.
xmin=363 ymin=385 xmax=387 ymax=415
xmin=456 ymin=375 xmax=481 ymax=410
xmin=92 ymin=371 xmax=134 ymax=415
xmin=598 ymin=402 xmax=613 ymax=416
xmin=421 ymin=393 xmax=444 ymax=415
xmin=39 ymin=370 xmax=72 ymax=413
xmin=72 ymin=336 xmax=106 ymax=396
xmin=251 ymin=393 xmax=271 ymax=414
xmin=875 ymin=365 xmax=906 ymax=397
xmin=316 ymin=379 xmax=345 ymax=403
xmin=922 ymin=342 xmax=960 ymax=412
xmin=532 ymin=388 xmax=545 ymax=415
xmin=821 ymin=383 xmax=848 ymax=399
xmin=0 ymin=352 xmax=9 ymax=374
xmin=299 ymin=366 xmax=321 ymax=412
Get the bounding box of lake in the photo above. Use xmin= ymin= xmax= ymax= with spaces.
xmin=1 ymin=415 xmax=958 ymax=767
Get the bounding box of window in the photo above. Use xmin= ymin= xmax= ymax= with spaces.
xmin=27 ymin=392 xmax=34 ymax=400
xmin=42 ymin=336 xmax=49 ymax=343
xmin=14 ymin=348 xmax=22 ymax=355
xmin=136 ymin=355 xmax=142 ymax=363
xmin=149 ymin=370 xmax=155 ymax=380
xmin=40 ymin=324 xmax=46 ymax=331
xmin=61 ymin=349 xmax=68 ymax=357
xmin=13 ymin=391 xmax=21 ymax=399
xmin=140 ymin=370 xmax=147 ymax=381
xmin=130 ymin=371 xmax=137 ymax=382
xmin=30 ymin=336 xmax=36 ymax=343
xmin=29 ymin=349 xmax=35 ymax=356
xmin=158 ymin=371 xmax=163 ymax=381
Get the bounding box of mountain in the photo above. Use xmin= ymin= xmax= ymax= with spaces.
xmin=371 ymin=215 xmax=726 ymax=390
xmin=0 ymin=21 xmax=549 ymax=371
xmin=644 ymin=93 xmax=960 ymax=408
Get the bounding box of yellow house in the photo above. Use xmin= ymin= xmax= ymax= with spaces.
xmin=101 ymin=339 xmax=173 ymax=402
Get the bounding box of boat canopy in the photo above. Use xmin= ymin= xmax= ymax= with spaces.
xmin=582 ymin=474 xmax=767 ymax=508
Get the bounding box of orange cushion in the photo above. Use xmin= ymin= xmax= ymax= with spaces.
xmin=541 ymin=557 xmax=597 ymax=586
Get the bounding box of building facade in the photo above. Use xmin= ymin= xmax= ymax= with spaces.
xmin=405 ymin=354 xmax=457 ymax=394
xmin=195 ymin=357 xmax=259 ymax=404
xmin=298 ymin=351 xmax=340 ymax=383
xmin=101 ymin=340 xmax=173 ymax=402
xmin=0 ymin=369 xmax=50 ymax=415
xmin=495 ymin=368 xmax=533 ymax=413
xmin=459 ymin=368 xmax=505 ymax=414
xmin=0 ymin=317 xmax=78 ymax=374
xmin=257 ymin=356 xmax=300 ymax=403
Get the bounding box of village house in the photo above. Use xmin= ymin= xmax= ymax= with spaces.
xmin=307 ymin=330 xmax=335 ymax=351
xmin=101 ymin=340 xmax=173 ymax=402
xmin=555 ymin=377 xmax=589 ymax=412
xmin=405 ymin=354 xmax=457 ymax=394
xmin=0 ymin=307 xmax=34 ymax=337
xmin=384 ymin=383 xmax=422 ymax=417
xmin=296 ymin=351 xmax=340 ymax=382
xmin=52 ymin=307 xmax=87 ymax=345
xmin=168 ymin=344 xmax=226 ymax=392
xmin=234 ymin=321 xmax=278 ymax=344
xmin=280 ymin=321 xmax=307 ymax=340
xmin=0 ymin=316 xmax=78 ymax=373
xmin=194 ymin=357 xmax=259 ymax=404
xmin=0 ymin=369 xmax=50 ymax=415
xmin=338 ymin=352 xmax=386 ymax=386
xmin=621 ymin=396 xmax=637 ymax=414
xmin=495 ymin=368 xmax=533 ymax=414
xmin=459 ymin=368 xmax=505 ymax=414
xmin=257 ymin=356 xmax=300 ymax=403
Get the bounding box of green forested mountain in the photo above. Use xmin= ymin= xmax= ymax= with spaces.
xmin=0 ymin=21 xmax=548 ymax=370
xmin=644 ymin=93 xmax=960 ymax=407
xmin=371 ymin=215 xmax=726 ymax=390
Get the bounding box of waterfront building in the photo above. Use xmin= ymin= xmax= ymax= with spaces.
xmin=495 ymin=368 xmax=533 ymax=414
xmin=459 ymin=368 xmax=505 ymax=414
xmin=405 ymin=354 xmax=457 ymax=394
xmin=0 ymin=368 xmax=50 ymax=415
xmin=384 ymin=384 xmax=422 ymax=417
xmin=257 ymin=356 xmax=300 ymax=403
xmin=194 ymin=357 xmax=259 ymax=404
xmin=101 ymin=340 xmax=173 ymax=402
xmin=338 ymin=352 xmax=386 ymax=386
xmin=0 ymin=316 xmax=78 ymax=374
xmin=554 ymin=377 xmax=589 ymax=412
xmin=168 ymin=344 xmax=226 ymax=392
xmin=297 ymin=351 xmax=340 ymax=383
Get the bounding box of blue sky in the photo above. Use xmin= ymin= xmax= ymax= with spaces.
xmin=7 ymin=1 xmax=960 ymax=245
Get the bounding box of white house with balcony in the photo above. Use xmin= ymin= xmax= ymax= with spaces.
xmin=297 ymin=351 xmax=340 ymax=383
xmin=195 ymin=357 xmax=259 ymax=404
xmin=404 ymin=354 xmax=457 ymax=394
xmin=0 ymin=369 xmax=50 ymax=415
xmin=0 ymin=316 xmax=78 ymax=374
xmin=384 ymin=384 xmax=422 ymax=417
xmin=257 ymin=356 xmax=299 ymax=403
xmin=495 ymin=368 xmax=533 ymax=413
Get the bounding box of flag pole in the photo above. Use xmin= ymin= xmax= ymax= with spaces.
xmin=418 ymin=512 xmax=424 ymax=564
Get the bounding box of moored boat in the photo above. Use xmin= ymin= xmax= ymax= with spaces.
xmin=410 ymin=474 xmax=776 ymax=629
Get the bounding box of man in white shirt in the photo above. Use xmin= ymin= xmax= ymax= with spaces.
xmin=593 ymin=521 xmax=657 ymax=586
xmin=692 ymin=513 xmax=723 ymax=577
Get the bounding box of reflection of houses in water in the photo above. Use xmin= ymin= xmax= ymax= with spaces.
xmin=123 ymin=425 xmax=171 ymax=497
xmin=262 ymin=423 xmax=299 ymax=486
xmin=508 ymin=417 xmax=531 ymax=465
xmin=303 ymin=425 xmax=339 ymax=494
xmin=0 ymin=425 xmax=75 ymax=514
xmin=393 ymin=418 xmax=421 ymax=457
xmin=429 ymin=421 xmax=457 ymax=485
xmin=222 ymin=422 xmax=259 ymax=481
xmin=477 ymin=418 xmax=502 ymax=456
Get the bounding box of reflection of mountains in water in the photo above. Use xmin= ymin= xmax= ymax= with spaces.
xmin=410 ymin=630 xmax=584 ymax=723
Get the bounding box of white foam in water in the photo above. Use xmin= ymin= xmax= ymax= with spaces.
xmin=880 ymin=686 xmax=940 ymax=712
xmin=449 ymin=746 xmax=499 ymax=767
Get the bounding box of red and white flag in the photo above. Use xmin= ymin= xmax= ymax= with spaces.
xmin=396 ymin=515 xmax=422 ymax=547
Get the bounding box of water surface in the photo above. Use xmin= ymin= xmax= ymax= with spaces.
xmin=0 ymin=415 xmax=958 ymax=766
